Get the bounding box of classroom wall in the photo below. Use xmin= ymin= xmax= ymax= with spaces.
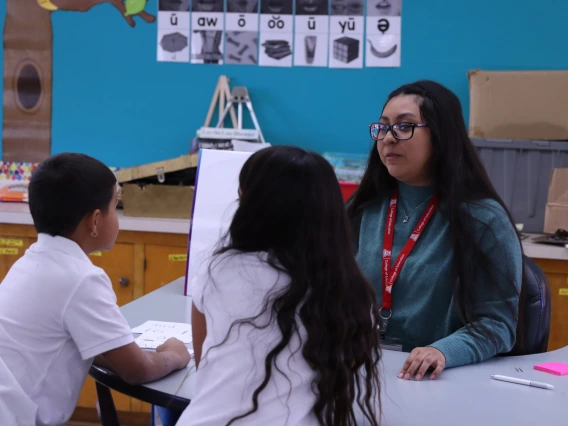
xmin=1 ymin=0 xmax=567 ymax=168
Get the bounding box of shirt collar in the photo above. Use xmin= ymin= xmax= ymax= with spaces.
xmin=35 ymin=233 xmax=92 ymax=263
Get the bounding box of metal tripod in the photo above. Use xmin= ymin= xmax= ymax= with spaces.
xmin=215 ymin=87 xmax=266 ymax=144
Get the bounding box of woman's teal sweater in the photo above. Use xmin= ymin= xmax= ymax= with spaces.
xmin=351 ymin=182 xmax=522 ymax=368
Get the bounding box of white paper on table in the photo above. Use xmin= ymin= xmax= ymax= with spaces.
xmin=135 ymin=336 xmax=195 ymax=356
xmin=135 ymin=336 xmax=163 ymax=349
xmin=132 ymin=320 xmax=192 ymax=334
xmin=137 ymin=328 xmax=192 ymax=344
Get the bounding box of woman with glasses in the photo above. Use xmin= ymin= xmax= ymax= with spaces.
xmin=347 ymin=80 xmax=523 ymax=381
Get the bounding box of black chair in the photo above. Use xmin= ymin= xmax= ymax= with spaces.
xmin=94 ymin=382 xmax=120 ymax=426
xmin=508 ymin=255 xmax=551 ymax=355
xmin=90 ymin=364 xmax=190 ymax=426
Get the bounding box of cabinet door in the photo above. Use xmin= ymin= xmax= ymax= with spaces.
xmin=76 ymin=243 xmax=136 ymax=411
xmin=532 ymin=259 xmax=568 ymax=352
xmin=144 ymin=245 xmax=188 ymax=294
xmin=89 ymin=243 xmax=135 ymax=307
xmin=544 ymin=272 xmax=568 ymax=351
xmin=0 ymin=236 xmax=34 ymax=283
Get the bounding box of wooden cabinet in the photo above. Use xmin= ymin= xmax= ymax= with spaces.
xmin=144 ymin=244 xmax=188 ymax=294
xmin=90 ymin=243 xmax=135 ymax=307
xmin=533 ymin=258 xmax=568 ymax=351
xmin=0 ymin=235 xmax=34 ymax=281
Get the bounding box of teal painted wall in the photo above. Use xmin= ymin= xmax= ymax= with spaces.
xmin=1 ymin=1 xmax=567 ymax=167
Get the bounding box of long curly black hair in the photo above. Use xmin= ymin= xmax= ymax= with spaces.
xmin=212 ymin=146 xmax=382 ymax=426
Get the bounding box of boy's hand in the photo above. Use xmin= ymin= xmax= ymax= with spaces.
xmin=157 ymin=337 xmax=191 ymax=369
xmin=102 ymin=340 xmax=191 ymax=385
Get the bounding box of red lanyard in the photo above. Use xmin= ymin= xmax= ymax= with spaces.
xmin=380 ymin=189 xmax=438 ymax=332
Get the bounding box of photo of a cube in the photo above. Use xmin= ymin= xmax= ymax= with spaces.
xmin=333 ymin=37 xmax=359 ymax=63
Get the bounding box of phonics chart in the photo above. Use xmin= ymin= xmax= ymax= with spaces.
xmin=157 ymin=0 xmax=401 ymax=68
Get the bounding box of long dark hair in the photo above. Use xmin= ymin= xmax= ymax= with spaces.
xmin=213 ymin=146 xmax=381 ymax=426
xmin=347 ymin=80 xmax=525 ymax=351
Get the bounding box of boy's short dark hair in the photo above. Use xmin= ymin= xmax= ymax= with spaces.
xmin=29 ymin=153 xmax=117 ymax=237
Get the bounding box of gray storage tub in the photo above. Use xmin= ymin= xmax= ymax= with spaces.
xmin=471 ymin=138 xmax=568 ymax=233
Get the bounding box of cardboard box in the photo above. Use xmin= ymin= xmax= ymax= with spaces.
xmin=468 ymin=70 xmax=568 ymax=140
xmin=122 ymin=184 xmax=195 ymax=219
xmin=544 ymin=168 xmax=568 ymax=234
xmin=116 ymin=155 xmax=198 ymax=219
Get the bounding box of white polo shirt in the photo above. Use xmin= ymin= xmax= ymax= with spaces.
xmin=0 ymin=234 xmax=134 ymax=426
xmin=176 ymin=251 xmax=318 ymax=426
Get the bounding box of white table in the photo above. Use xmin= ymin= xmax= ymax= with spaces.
xmin=104 ymin=278 xmax=567 ymax=426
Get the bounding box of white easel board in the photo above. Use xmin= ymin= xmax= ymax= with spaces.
xmin=183 ymin=149 xmax=253 ymax=296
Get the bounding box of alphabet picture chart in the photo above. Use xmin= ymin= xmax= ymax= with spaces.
xmin=155 ymin=0 xmax=403 ymax=68
xmin=259 ymin=0 xmax=294 ymax=67
xmin=225 ymin=0 xmax=260 ymax=65
xmin=191 ymin=0 xmax=225 ymax=64
xmin=328 ymin=0 xmax=364 ymax=68
xmin=157 ymin=1 xmax=191 ymax=62
xmin=293 ymin=0 xmax=330 ymax=67
xmin=365 ymin=0 xmax=401 ymax=67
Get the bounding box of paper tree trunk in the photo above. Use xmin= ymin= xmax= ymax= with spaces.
xmin=2 ymin=0 xmax=53 ymax=162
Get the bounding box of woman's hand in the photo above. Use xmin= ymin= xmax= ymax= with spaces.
xmin=399 ymin=347 xmax=446 ymax=381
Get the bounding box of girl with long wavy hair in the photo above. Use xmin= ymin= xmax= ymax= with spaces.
xmin=347 ymin=80 xmax=523 ymax=381
xmin=176 ymin=146 xmax=382 ymax=426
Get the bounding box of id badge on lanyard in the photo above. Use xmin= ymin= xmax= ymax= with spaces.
xmin=379 ymin=190 xmax=438 ymax=340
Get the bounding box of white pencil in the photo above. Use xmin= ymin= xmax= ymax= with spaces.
xmin=490 ymin=375 xmax=554 ymax=390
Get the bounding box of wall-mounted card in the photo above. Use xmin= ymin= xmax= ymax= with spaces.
xmin=259 ymin=0 xmax=294 ymax=67
xmin=293 ymin=0 xmax=330 ymax=67
xmin=328 ymin=0 xmax=364 ymax=68
xmin=157 ymin=0 xmax=191 ymax=62
xmin=191 ymin=0 xmax=225 ymax=64
xmin=365 ymin=0 xmax=401 ymax=67
xmin=225 ymin=0 xmax=260 ymax=65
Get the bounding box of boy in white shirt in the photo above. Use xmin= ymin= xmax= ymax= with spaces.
xmin=0 ymin=153 xmax=191 ymax=426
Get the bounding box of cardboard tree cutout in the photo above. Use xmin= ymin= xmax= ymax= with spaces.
xmin=2 ymin=0 xmax=155 ymax=163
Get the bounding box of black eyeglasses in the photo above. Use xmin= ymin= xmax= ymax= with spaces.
xmin=369 ymin=122 xmax=429 ymax=141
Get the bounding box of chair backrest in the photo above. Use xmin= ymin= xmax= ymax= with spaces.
xmin=509 ymin=255 xmax=551 ymax=355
